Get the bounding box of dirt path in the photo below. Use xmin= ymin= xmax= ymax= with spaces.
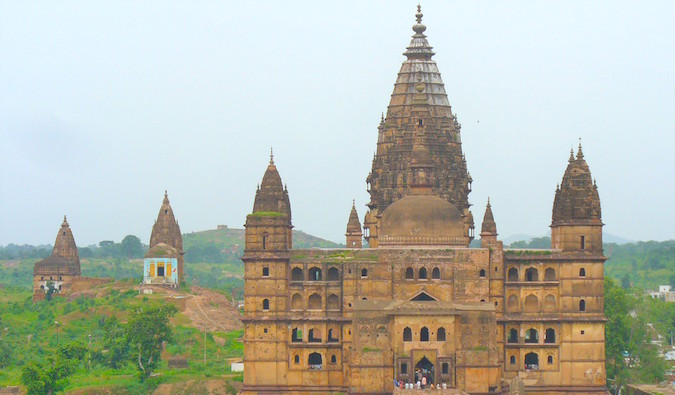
xmin=178 ymin=286 xmax=243 ymax=333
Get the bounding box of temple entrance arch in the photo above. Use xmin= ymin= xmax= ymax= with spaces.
xmin=412 ymin=352 xmax=436 ymax=386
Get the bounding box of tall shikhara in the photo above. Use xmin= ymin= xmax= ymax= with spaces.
xmin=364 ymin=6 xmax=473 ymax=247
xmin=149 ymin=191 xmax=184 ymax=284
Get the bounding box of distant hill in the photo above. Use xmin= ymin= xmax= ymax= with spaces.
xmin=182 ymin=227 xmax=341 ymax=262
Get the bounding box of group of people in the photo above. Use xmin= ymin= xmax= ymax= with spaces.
xmin=394 ymin=379 xmax=449 ymax=390
xmin=394 ymin=368 xmax=450 ymax=390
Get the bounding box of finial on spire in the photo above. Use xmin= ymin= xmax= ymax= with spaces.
xmin=381 ymin=112 xmax=385 ymax=123
xmin=569 ymin=147 xmax=574 ymax=162
xmin=577 ymin=138 xmax=584 ymax=159
xmin=163 ymin=190 xmax=170 ymax=204
xmin=270 ymin=147 xmax=274 ymax=164
xmin=412 ymin=4 xmax=426 ymax=34
xmin=352 ymin=199 xmax=356 ymax=209
xmin=487 ymin=197 xmax=491 ymax=207
xmin=62 ymin=215 xmax=68 ymax=226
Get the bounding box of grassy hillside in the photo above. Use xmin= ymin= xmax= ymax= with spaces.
xmin=0 ymin=283 xmax=243 ymax=394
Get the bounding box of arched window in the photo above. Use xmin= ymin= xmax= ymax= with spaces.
xmin=292 ymin=328 xmax=302 ymax=342
xmin=327 ymin=294 xmax=339 ymax=310
xmin=508 ymin=295 xmax=519 ymax=310
xmin=308 ymin=293 xmax=322 ymax=310
xmin=437 ymin=327 xmax=446 ymax=341
xmin=508 ymin=328 xmax=518 ymax=343
xmin=544 ymin=294 xmax=556 ymax=312
xmin=291 ymin=267 xmax=303 ymax=281
xmin=524 ymin=328 xmax=538 ymax=344
xmin=508 ymin=267 xmax=518 ymax=281
xmin=510 ymin=355 xmax=516 ymax=364
xmin=309 ymin=267 xmax=322 ymax=281
xmin=524 ymin=352 xmax=539 ymax=369
xmin=579 ymin=268 xmax=586 ymax=277
xmin=308 ymin=328 xmax=322 ymax=343
xmin=547 ymin=355 xmax=553 ymax=364
xmin=442 ymin=362 xmax=449 ymax=374
xmin=544 ymin=268 xmax=555 ymax=281
xmin=403 ymin=327 xmax=412 ymax=342
xmin=419 ymin=268 xmax=427 ymax=280
xmin=545 ymin=328 xmax=556 ymax=344
xmin=405 ymin=267 xmax=414 ymax=279
xmin=294 ymin=354 xmax=300 ymax=364
xmin=361 ymin=268 xmax=368 ymax=278
xmin=432 ymin=267 xmax=441 ymax=279
xmin=420 ymin=327 xmax=429 ymax=342
xmin=327 ymin=267 xmax=340 ymax=281
xmin=328 ymin=328 xmax=338 ymax=342
xmin=579 ymin=299 xmax=586 ymax=312
xmin=308 ymin=352 xmax=322 ymax=369
xmin=291 ymin=293 xmax=302 ymax=310
xmin=331 ymin=355 xmax=337 ymax=364
xmin=58 ymin=276 xmax=62 ymax=280
xmin=262 ymin=299 xmax=270 ymax=310
xmin=262 ymin=267 xmax=269 ymax=277
xmin=525 ymin=268 xmax=538 ymax=282
xmin=479 ymin=269 xmax=486 ymax=277
xmin=524 ymin=295 xmax=539 ymax=312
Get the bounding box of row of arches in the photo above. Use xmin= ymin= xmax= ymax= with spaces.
xmin=289 ymin=293 xmax=340 ymax=310
xmin=402 ymin=326 xmax=446 ymax=342
xmin=507 ymin=328 xmax=556 ymax=344
xmin=291 ymin=327 xmax=339 ymax=343
xmin=291 ymin=267 xmax=341 ymax=282
xmin=507 ymin=267 xmax=589 ymax=282
xmin=403 ymin=267 xmax=488 ymax=280
xmin=507 ymin=294 xmax=556 ymax=312
xmin=293 ymin=352 xmax=337 ymax=368
xmin=509 ymin=352 xmax=553 ymax=368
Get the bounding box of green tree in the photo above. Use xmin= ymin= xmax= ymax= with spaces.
xmin=45 ymin=281 xmax=57 ymax=301
xmin=127 ymin=304 xmax=177 ymax=380
xmin=103 ymin=316 xmax=129 ymax=368
xmin=120 ymin=235 xmax=144 ymax=259
xmin=20 ymin=355 xmax=77 ymax=395
xmin=0 ymin=338 xmax=12 ymax=368
xmin=620 ymin=273 xmax=631 ymax=289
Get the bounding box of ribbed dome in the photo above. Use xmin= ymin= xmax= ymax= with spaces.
xmin=346 ymin=200 xmax=362 ymax=234
xmin=252 ymin=151 xmax=292 ymax=220
xmin=552 ymin=145 xmax=602 ymax=225
xmin=379 ymin=195 xmax=467 ymax=246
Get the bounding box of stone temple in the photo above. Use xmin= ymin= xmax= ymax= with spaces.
xmin=241 ymin=6 xmax=607 ymax=395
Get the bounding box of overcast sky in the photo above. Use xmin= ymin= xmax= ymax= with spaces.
xmin=1 ymin=1 xmax=673 ymax=246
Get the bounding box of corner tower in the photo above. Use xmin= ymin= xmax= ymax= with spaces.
xmin=551 ymin=144 xmax=603 ymax=253
xmin=149 ymin=191 xmax=184 ymax=284
xmin=241 ymin=151 xmax=293 ymax=394
xmin=364 ymin=6 xmax=473 ymax=247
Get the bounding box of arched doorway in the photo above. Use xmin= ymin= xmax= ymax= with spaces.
xmin=415 ymin=356 xmax=434 ymax=386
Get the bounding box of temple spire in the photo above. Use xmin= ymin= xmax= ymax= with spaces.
xmin=577 ymin=139 xmax=584 ymax=159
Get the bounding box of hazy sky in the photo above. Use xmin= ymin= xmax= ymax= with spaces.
xmin=1 ymin=1 xmax=673 ymax=246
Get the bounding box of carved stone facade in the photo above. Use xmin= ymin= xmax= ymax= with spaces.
xmin=242 ymin=6 xmax=607 ymax=395
xmin=33 ymin=216 xmax=81 ymax=301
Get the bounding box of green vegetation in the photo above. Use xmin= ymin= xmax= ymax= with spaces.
xmin=604 ymin=278 xmax=671 ymax=393
xmin=604 ymin=241 xmax=675 ymax=290
xmin=0 ymin=286 xmax=243 ymax=394
xmin=248 ymin=211 xmax=284 ymax=218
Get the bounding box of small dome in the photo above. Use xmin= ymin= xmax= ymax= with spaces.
xmin=145 ymin=243 xmax=178 ymax=258
xmin=379 ymin=195 xmax=466 ymax=246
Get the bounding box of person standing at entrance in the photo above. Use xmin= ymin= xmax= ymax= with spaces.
xmin=421 ymin=375 xmax=427 ymax=389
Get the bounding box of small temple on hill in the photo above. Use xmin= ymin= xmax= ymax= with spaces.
xmin=142 ymin=191 xmax=184 ymax=287
xmin=33 ymin=216 xmax=82 ymax=301
xmin=240 ymin=6 xmax=608 ymax=395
